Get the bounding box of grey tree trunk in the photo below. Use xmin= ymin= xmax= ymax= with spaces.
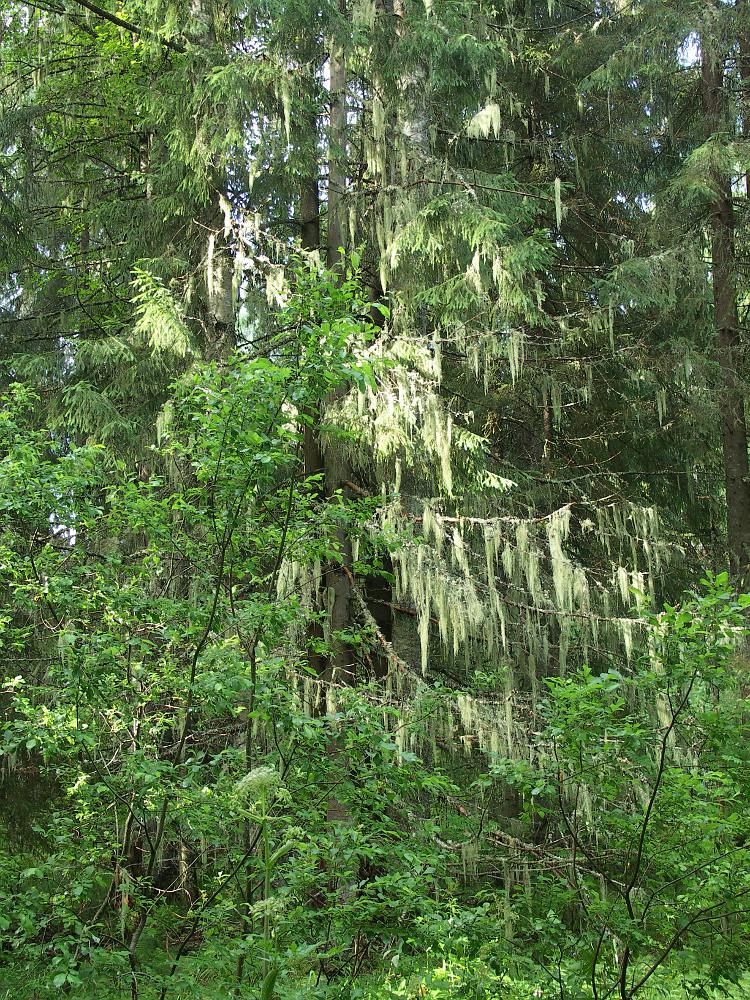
xmin=201 ymin=180 xmax=236 ymax=360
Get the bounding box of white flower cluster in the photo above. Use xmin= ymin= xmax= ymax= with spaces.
xmin=235 ymin=765 xmax=280 ymax=801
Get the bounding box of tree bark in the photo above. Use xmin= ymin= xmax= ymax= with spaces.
xmin=701 ymin=38 xmax=750 ymax=580
xmin=327 ymin=0 xmax=348 ymax=272
xmin=738 ymin=0 xmax=750 ymax=197
xmin=201 ymin=180 xmax=236 ymax=360
xmin=300 ymin=169 xmax=329 ymax=683
xmin=325 ymin=0 xmax=356 ymax=689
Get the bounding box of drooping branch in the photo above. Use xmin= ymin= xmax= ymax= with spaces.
xmin=65 ymin=0 xmax=186 ymax=53
xmin=344 ymin=564 xmax=419 ymax=680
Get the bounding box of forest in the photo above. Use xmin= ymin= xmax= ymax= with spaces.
xmin=3 ymin=1 xmax=750 ymax=997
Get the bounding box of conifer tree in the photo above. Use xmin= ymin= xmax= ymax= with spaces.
xmin=3 ymin=3 xmax=750 ymax=994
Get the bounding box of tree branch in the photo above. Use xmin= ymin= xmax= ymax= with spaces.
xmin=66 ymin=0 xmax=186 ymax=53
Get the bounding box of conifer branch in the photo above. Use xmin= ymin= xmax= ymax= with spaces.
xmin=66 ymin=0 xmax=186 ymax=53
xmin=343 ymin=564 xmax=421 ymax=679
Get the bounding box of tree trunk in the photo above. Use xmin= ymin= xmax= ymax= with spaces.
xmin=327 ymin=1 xmax=348 ymax=272
xmin=738 ymin=0 xmax=750 ymax=197
xmin=325 ymin=0 xmax=356 ymax=689
xmin=300 ymin=162 xmax=329 ymax=684
xmin=301 ymin=176 xmax=321 ymax=255
xmin=201 ymin=180 xmax=236 ymax=360
xmin=701 ymin=38 xmax=750 ymax=580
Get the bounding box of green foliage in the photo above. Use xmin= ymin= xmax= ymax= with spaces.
xmin=3 ymin=0 xmax=750 ymax=997
xmin=487 ymin=578 xmax=750 ymax=997
xmin=0 ymin=262 xmax=421 ymax=995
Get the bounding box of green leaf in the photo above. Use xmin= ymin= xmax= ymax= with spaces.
xmin=261 ymin=965 xmax=280 ymax=1000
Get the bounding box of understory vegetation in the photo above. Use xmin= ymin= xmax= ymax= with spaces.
xmin=2 ymin=1 xmax=750 ymax=997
